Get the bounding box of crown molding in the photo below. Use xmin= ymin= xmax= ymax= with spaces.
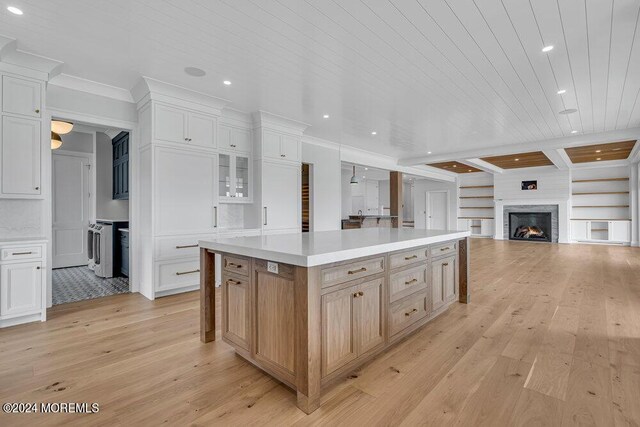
xmin=301 ymin=134 xmax=341 ymax=151
xmin=48 ymin=73 xmax=134 ymax=103
xmin=131 ymin=76 xmax=229 ymax=114
xmin=0 ymin=34 xmax=62 ymax=80
xmin=252 ymin=110 xmax=310 ymax=135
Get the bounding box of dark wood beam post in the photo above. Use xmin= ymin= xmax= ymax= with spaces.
xmin=390 ymin=171 xmax=403 ymax=228
xmin=294 ymin=266 xmax=322 ymax=414
xmin=200 ymin=248 xmax=216 ymax=342
xmin=458 ymin=237 xmax=470 ymax=303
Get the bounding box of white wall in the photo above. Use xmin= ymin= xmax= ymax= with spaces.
xmin=494 ymin=168 xmax=571 ymax=200
xmin=403 ymin=182 xmax=413 ymax=221
xmin=341 ymin=169 xmax=352 ymax=218
xmin=413 ymin=179 xmax=458 ymax=230
xmin=378 ymin=180 xmax=390 ymax=210
xmin=302 ymin=142 xmax=341 ymax=231
xmin=96 ymin=132 xmax=129 ymax=220
xmin=59 ymin=131 xmax=93 ymax=153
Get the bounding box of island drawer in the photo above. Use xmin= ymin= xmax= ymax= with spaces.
xmin=389 ymin=247 xmax=429 ymax=270
xmin=321 ymin=256 xmax=385 ymax=288
xmin=223 ymin=255 xmax=250 ymax=277
xmin=1 ymin=245 xmax=43 ymax=261
xmin=389 ymin=292 xmax=430 ymax=336
xmin=389 ymin=265 xmax=428 ymax=303
xmin=430 ymin=241 xmax=457 ymax=258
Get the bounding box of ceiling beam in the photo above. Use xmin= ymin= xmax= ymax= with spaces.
xmin=460 ymin=158 xmax=504 ymax=174
xmin=542 ymin=149 xmax=571 ymax=170
xmin=398 ymin=128 xmax=640 ymax=166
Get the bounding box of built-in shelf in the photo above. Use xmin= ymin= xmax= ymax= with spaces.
xmin=459 ymin=185 xmax=494 ymax=189
xmin=459 ymin=196 xmax=494 ymax=199
xmin=458 ymin=216 xmax=494 ymax=219
xmin=459 ymin=206 xmax=494 ymax=209
xmin=572 ymin=177 xmax=629 ymax=183
xmin=572 ymin=191 xmax=629 ymax=195
xmin=573 ymin=205 xmax=629 ymax=208
xmin=571 ymin=218 xmax=631 ymax=221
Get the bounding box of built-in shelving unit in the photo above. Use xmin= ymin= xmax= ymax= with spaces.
xmin=570 ymin=168 xmax=631 ymax=245
xmin=457 ymin=174 xmax=495 ymax=238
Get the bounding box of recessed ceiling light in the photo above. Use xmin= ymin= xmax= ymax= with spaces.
xmin=596 ymin=157 xmax=601 ymax=161
xmin=427 ymin=151 xmax=432 ymax=154
xmin=612 ymin=148 xmax=622 ymax=151
xmin=371 ymin=131 xmax=377 ymax=135
xmin=559 ymin=108 xmax=578 ymax=115
xmin=365 ymin=167 xmax=368 ymax=170
xmin=323 ymin=114 xmax=329 ymax=119
xmin=571 ymin=130 xmax=578 ymax=134
xmin=7 ymin=6 xmax=23 ymax=15
xmin=223 ymin=80 xmax=231 ymax=85
xmin=515 ymin=158 xmax=520 ymax=161
xmin=452 ymin=164 xmax=457 ymax=168
xmin=595 ymin=149 xmax=602 ymax=153
xmin=557 ymin=89 xmax=566 ymax=94
xmin=468 ymin=169 xmax=472 ymax=172
xmin=542 ymin=45 xmax=554 ymax=52
xmin=184 ymin=67 xmax=206 ymax=77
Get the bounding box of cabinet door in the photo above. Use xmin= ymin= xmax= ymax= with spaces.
xmin=262 ymin=162 xmax=300 ymax=231
xmin=0 ymin=261 xmax=42 ymax=317
xmin=188 ymin=112 xmax=216 ymax=149
xmin=571 ymin=220 xmax=589 ymax=241
xmin=365 ymin=181 xmax=379 ymax=213
xmin=355 ymin=278 xmax=384 ymax=355
xmin=234 ymin=154 xmax=250 ymax=200
xmin=231 ymin=128 xmax=252 ymax=152
xmin=280 ymin=135 xmax=300 ymax=161
xmin=322 ymin=286 xmax=357 ymax=376
xmin=2 ymin=75 xmax=42 ymax=117
xmin=609 ymin=221 xmax=631 ymax=242
xmin=1 ymin=116 xmax=41 ymax=196
xmin=219 ymin=125 xmax=232 ymax=150
xmin=431 ymin=258 xmax=445 ymax=310
xmin=480 ymin=219 xmax=493 ymax=236
xmin=442 ymin=256 xmax=457 ymax=303
xmin=154 ymin=104 xmax=187 ymax=143
xmin=154 ymin=148 xmax=216 ymax=235
xmin=222 ymin=275 xmax=250 ymax=350
xmin=218 ymin=153 xmax=232 ymax=198
xmin=262 ymin=130 xmax=281 ymax=159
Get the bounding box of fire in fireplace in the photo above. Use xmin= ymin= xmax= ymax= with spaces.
xmin=509 ymin=212 xmax=552 ymax=242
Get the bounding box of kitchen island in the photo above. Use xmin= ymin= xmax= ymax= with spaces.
xmin=199 ymin=228 xmax=470 ymax=414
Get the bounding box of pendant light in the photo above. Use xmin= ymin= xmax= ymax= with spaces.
xmin=350 ymin=165 xmax=358 ymax=185
xmin=51 ymin=120 xmax=74 ymax=135
xmin=51 ymin=131 xmax=63 ymax=150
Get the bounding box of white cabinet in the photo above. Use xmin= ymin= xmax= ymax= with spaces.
xmin=480 ymin=219 xmax=494 ymax=237
xmin=0 ymin=261 xmax=42 ymax=317
xmin=262 ymin=161 xmax=300 ymax=232
xmin=2 ymin=75 xmax=42 ymax=118
xmin=219 ymin=152 xmax=252 ymax=202
xmin=219 ymin=125 xmax=251 ymax=153
xmin=154 ymin=104 xmax=216 ymax=149
xmin=571 ymin=220 xmax=589 ymax=241
xmin=1 ymin=115 xmax=41 ymax=197
xmin=262 ymin=130 xmax=300 ymax=162
xmin=609 ymin=221 xmax=630 ymax=242
xmin=570 ymin=220 xmax=630 ymax=243
xmin=154 ymin=147 xmax=217 ymax=235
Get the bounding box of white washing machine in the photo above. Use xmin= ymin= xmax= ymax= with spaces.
xmin=87 ymin=223 xmax=97 ymax=270
xmin=93 ymin=223 xmax=113 ymax=278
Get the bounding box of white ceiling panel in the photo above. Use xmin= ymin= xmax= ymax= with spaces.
xmin=0 ymin=0 xmax=638 ymax=159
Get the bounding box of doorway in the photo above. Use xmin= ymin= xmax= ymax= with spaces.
xmin=426 ymin=190 xmax=449 ymax=230
xmin=50 ymin=122 xmax=131 ymax=305
xmin=301 ymin=163 xmax=312 ymax=232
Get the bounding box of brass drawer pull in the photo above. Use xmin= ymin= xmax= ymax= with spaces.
xmin=175 ymin=244 xmax=198 ymax=249
xmin=227 ymin=262 xmax=243 ymax=269
xmin=175 ymin=269 xmax=200 ymax=276
xmin=348 ymin=267 xmax=367 ymax=275
xmin=442 ymin=262 xmax=449 ymax=266
xmin=12 ymin=251 xmax=33 ymax=255
xmin=404 ymin=278 xmax=418 ymax=285
xmin=353 ymin=291 xmax=364 ymax=298
xmin=404 ymin=255 xmax=417 ymax=260
xmin=405 ymin=308 xmax=418 ymax=316
xmin=226 ymin=279 xmax=242 ymax=286
xmin=440 ymin=247 xmax=451 ymax=251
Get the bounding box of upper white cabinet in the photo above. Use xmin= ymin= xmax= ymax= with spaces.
xmin=219 ymin=153 xmax=251 ymax=202
xmin=219 ymin=124 xmax=251 ymax=153
xmin=2 ymin=75 xmax=42 ymax=118
xmin=1 ymin=115 xmax=41 ymax=197
xmin=262 ymin=130 xmax=300 ymax=162
xmin=154 ymin=104 xmax=216 ymax=149
xmin=262 ymin=161 xmax=300 ymax=232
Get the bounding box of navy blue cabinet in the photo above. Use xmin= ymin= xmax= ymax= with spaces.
xmin=112 ymin=131 xmax=129 ymax=200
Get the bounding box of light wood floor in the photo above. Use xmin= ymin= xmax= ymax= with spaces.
xmin=1 ymin=239 xmax=639 ymax=426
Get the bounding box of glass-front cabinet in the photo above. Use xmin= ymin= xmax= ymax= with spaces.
xmin=218 ymin=152 xmax=251 ymax=202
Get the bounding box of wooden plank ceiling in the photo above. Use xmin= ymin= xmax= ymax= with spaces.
xmin=481 ymin=151 xmax=553 ymax=169
xmin=564 ymin=140 xmax=637 ymax=163
xmin=427 ymin=162 xmax=482 ymax=174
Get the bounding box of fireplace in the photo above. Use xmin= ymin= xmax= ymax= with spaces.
xmin=509 ymin=212 xmax=552 ymax=242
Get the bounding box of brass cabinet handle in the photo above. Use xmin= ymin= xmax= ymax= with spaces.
xmin=213 ymin=206 xmax=218 ymax=228
xmin=35 ymin=187 xmax=39 ymax=190
xmin=353 ymin=291 xmax=364 ymax=298
xmin=175 ymin=269 xmax=200 ymax=276
xmin=404 ymin=278 xmax=418 ymax=285
xmin=442 ymin=262 xmax=449 ymax=266
xmin=440 ymin=247 xmax=450 ymax=251
xmin=184 ymin=137 xmax=189 ymax=141
xmin=12 ymin=251 xmax=33 ymax=255
xmin=264 ymin=207 xmax=268 ymax=226
xmin=405 ymin=308 xmax=418 ymax=316
xmin=230 ymin=144 xmax=236 ymax=148
xmin=227 ymin=262 xmax=243 ymax=269
xmin=226 ymin=279 xmax=242 ymax=286
xmin=36 ymin=266 xmax=41 ymax=270
xmin=35 ymin=109 xmax=40 ymax=113
xmin=175 ymin=244 xmax=198 ymax=249
xmin=348 ymin=267 xmax=367 ymax=275
xmin=404 ymin=255 xmax=417 ymax=260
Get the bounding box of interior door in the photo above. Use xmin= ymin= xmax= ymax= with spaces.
xmin=52 ymin=153 xmax=91 ymax=268
xmin=426 ymin=191 xmax=448 ymax=230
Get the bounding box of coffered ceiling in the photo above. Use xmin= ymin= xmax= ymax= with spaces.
xmin=426 ymin=161 xmax=482 ymax=174
xmin=564 ymin=140 xmax=637 ymax=163
xmin=481 ymin=151 xmax=554 ymax=169
xmin=2 ymin=0 xmax=640 ymax=159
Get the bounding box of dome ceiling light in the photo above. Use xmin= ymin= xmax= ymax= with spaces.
xmin=51 ymin=131 xmax=63 ymax=150
xmin=51 ymin=120 xmax=74 ymax=134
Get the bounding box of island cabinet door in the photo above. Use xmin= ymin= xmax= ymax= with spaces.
xmin=222 ymin=275 xmax=250 ymax=350
xmin=354 ymin=278 xmax=384 ymax=355
xmin=322 ymin=286 xmax=357 ymax=376
xmin=431 ymin=255 xmax=457 ymax=310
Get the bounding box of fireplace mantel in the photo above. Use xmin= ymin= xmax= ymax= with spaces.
xmin=494 ymin=199 xmax=571 ymax=243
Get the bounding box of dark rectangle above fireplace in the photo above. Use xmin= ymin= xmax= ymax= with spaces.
xmin=509 ymin=212 xmax=552 ymax=242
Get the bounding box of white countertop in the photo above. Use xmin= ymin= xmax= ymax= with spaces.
xmin=0 ymin=237 xmax=48 ymax=244
xmin=200 ymin=228 xmax=470 ymax=267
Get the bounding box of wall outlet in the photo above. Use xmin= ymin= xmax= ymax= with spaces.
xmin=267 ymin=261 xmax=279 ymax=274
